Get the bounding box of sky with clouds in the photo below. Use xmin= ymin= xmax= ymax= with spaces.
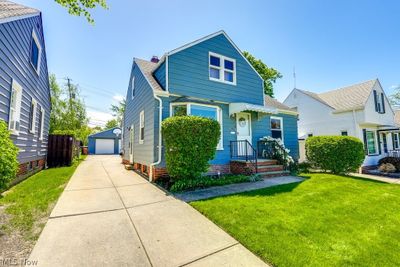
xmin=16 ymin=0 xmax=400 ymax=126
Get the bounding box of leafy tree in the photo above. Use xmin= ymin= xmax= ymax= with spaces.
xmin=0 ymin=121 xmax=19 ymax=190
xmin=390 ymin=85 xmax=400 ymax=107
xmin=105 ymin=119 xmax=118 ymax=129
xmin=91 ymin=126 xmax=103 ymax=133
xmin=243 ymin=51 xmax=282 ymax=97
xmin=110 ymin=99 xmax=126 ymax=125
xmin=54 ymin=0 xmax=108 ymax=23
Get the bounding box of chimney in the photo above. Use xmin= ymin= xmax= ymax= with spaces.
xmin=150 ymin=56 xmax=159 ymax=63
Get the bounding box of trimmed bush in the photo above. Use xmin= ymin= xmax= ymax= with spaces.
xmin=162 ymin=116 xmax=220 ymax=180
xmin=378 ymin=157 xmax=400 ymax=171
xmin=0 ymin=121 xmax=19 ymax=190
xmin=306 ymin=136 xmax=365 ymax=174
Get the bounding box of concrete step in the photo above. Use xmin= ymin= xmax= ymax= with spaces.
xmin=256 ymin=159 xmax=278 ymax=166
xmin=258 ymin=170 xmax=291 ymax=178
xmin=257 ymin=165 xmax=284 ymax=172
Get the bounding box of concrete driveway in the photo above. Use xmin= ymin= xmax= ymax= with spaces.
xmin=29 ymin=155 xmax=267 ymax=267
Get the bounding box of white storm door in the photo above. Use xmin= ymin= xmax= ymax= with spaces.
xmin=236 ymin=112 xmax=252 ymax=156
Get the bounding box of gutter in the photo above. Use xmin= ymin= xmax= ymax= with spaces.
xmin=149 ymin=94 xmax=163 ymax=181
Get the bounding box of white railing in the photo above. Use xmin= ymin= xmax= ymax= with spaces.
xmin=388 ymin=150 xmax=400 ymax=158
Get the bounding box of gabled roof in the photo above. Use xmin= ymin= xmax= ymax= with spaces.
xmin=0 ymin=0 xmax=40 ymax=23
xmin=297 ymin=79 xmax=378 ymax=112
xmin=89 ymin=127 xmax=121 ymax=138
xmin=134 ymin=58 xmax=164 ymax=92
xmin=264 ymin=95 xmax=296 ymax=113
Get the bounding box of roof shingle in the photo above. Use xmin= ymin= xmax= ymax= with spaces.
xmin=134 ymin=58 xmax=164 ymax=92
xmin=0 ymin=0 xmax=39 ymax=21
xmin=264 ymin=95 xmax=296 ymax=112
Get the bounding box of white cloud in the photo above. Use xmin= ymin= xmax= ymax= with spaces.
xmin=87 ymin=109 xmax=114 ymax=128
xmin=113 ymin=94 xmax=125 ymax=102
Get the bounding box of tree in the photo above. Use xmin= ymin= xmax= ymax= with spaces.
xmin=390 ymin=85 xmax=400 ymax=108
xmin=110 ymin=99 xmax=126 ymax=125
xmin=105 ymin=119 xmax=118 ymax=129
xmin=54 ymin=0 xmax=108 ymax=23
xmin=243 ymin=51 xmax=282 ymax=97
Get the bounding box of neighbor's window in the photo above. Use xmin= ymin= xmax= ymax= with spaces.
xmin=366 ymin=131 xmax=376 ymax=155
xmin=308 ymin=133 xmax=313 ymax=137
xmin=341 ymin=130 xmax=348 ymax=136
xmin=209 ymin=52 xmax=236 ymax=84
xmin=131 ymin=76 xmax=135 ymax=99
xmin=393 ymin=133 xmax=399 ymax=149
xmin=29 ymin=98 xmax=37 ymax=133
xmin=171 ymin=103 xmax=223 ymax=149
xmin=9 ymin=80 xmax=23 ymax=134
xmin=30 ymin=30 xmax=42 ymax=74
xmin=39 ymin=107 xmax=45 ymax=140
xmin=139 ymin=110 xmax=144 ymax=144
xmin=270 ymin=117 xmax=283 ymax=141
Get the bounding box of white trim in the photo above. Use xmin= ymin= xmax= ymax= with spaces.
xmin=131 ymin=76 xmax=135 ymax=99
xmin=277 ymin=109 xmax=298 ymax=116
xmin=9 ymin=79 xmax=23 ymax=135
xmin=139 ymin=110 xmax=144 ymax=144
xmin=208 ymin=52 xmax=236 ymax=85
xmin=30 ymin=29 xmax=42 ymax=75
xmin=29 ymin=98 xmax=37 ymax=134
xmin=165 ymin=55 xmax=169 ymax=92
xmin=149 ymin=95 xmax=163 ymax=181
xmin=365 ymin=130 xmax=378 ymax=156
xmin=39 ymin=107 xmax=45 ymax=140
xmin=170 ymin=102 xmax=224 ymax=150
xmin=270 ymin=116 xmax=284 ymax=143
xmin=0 ymin=12 xmax=40 ymax=24
xmin=236 ymin=112 xmax=252 ymax=145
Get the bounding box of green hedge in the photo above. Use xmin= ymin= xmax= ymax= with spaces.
xmin=162 ymin=116 xmax=220 ymax=180
xmin=306 ymin=136 xmax=364 ymax=174
xmin=0 ymin=121 xmax=19 ymax=190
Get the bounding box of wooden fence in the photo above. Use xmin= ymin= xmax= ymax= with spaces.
xmin=47 ymin=135 xmax=81 ymax=167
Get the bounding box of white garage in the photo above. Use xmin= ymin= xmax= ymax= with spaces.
xmin=95 ymin=139 xmax=115 ymax=154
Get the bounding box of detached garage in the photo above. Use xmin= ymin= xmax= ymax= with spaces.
xmin=88 ymin=127 xmax=122 ymax=155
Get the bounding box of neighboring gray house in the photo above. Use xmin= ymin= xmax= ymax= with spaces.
xmin=0 ymin=1 xmax=51 ymax=176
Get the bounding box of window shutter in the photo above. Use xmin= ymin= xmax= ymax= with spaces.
xmin=362 ymin=129 xmax=368 ymax=155
xmin=377 ymin=133 xmax=381 ymax=155
xmin=392 ymin=133 xmax=396 ymax=150
xmin=373 ymin=90 xmax=378 ymax=112
xmin=381 ymin=93 xmax=385 ymax=113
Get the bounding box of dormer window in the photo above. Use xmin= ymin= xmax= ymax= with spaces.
xmin=30 ymin=30 xmax=42 ymax=74
xmin=209 ymin=52 xmax=236 ymax=85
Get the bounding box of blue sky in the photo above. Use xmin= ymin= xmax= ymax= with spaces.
xmin=18 ymin=0 xmax=400 ymax=126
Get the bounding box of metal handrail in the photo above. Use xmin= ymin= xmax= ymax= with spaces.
xmin=257 ymin=139 xmax=288 ymax=170
xmin=230 ymin=140 xmax=258 ymax=173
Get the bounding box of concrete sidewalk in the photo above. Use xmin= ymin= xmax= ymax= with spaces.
xmin=29 ymin=155 xmax=267 ymax=267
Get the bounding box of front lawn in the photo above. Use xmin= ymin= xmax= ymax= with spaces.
xmin=191 ymin=173 xmax=400 ymax=267
xmin=0 ymin=156 xmax=85 ymax=258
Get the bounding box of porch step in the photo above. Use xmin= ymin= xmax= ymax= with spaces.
xmin=257 ymin=165 xmax=284 ymax=172
xmin=256 ymin=159 xmax=278 ymax=166
xmin=258 ymin=170 xmax=291 ymax=178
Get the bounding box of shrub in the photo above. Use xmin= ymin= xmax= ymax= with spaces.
xmin=378 ymin=157 xmax=400 ymax=171
xmin=306 ymin=136 xmax=364 ymax=174
xmin=297 ymin=162 xmax=312 ymax=173
xmin=162 ymin=116 xmax=220 ymax=180
xmin=378 ymin=163 xmax=396 ymax=173
xmin=0 ymin=121 xmax=19 ymax=190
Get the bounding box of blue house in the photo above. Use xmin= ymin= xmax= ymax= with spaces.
xmin=88 ymin=127 xmax=122 ymax=155
xmin=122 ymin=31 xmax=299 ymax=180
xmin=0 ymin=1 xmax=51 ymax=177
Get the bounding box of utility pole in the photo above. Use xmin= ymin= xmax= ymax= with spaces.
xmin=65 ymin=77 xmax=73 ymax=111
xmin=293 ymin=66 xmax=297 ymax=89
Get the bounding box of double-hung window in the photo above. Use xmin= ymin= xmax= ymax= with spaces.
xmin=171 ymin=103 xmax=223 ymax=149
xmin=139 ymin=110 xmax=144 ymax=144
xmin=31 ymin=30 xmax=42 ymax=74
xmin=393 ymin=133 xmax=399 ymax=149
xmin=366 ymin=131 xmax=377 ymax=155
xmin=9 ymin=80 xmax=23 ymax=134
xmin=209 ymin=52 xmax=236 ymax=85
xmin=270 ymin=117 xmax=283 ymax=141
xmin=29 ymin=99 xmax=37 ymax=133
xmin=39 ymin=107 xmax=45 ymax=140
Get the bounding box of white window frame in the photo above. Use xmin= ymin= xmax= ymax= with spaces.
xmin=270 ymin=116 xmax=284 ymax=143
xmin=139 ymin=110 xmax=144 ymax=144
xmin=29 ymin=98 xmax=37 ymax=134
xmin=131 ymin=76 xmax=135 ymax=100
xmin=209 ymin=52 xmax=236 ymax=85
xmin=31 ymin=30 xmax=42 ymax=75
xmin=170 ymin=102 xmax=224 ymax=150
xmin=394 ymin=133 xmax=400 ymax=149
xmin=365 ymin=130 xmax=378 ymax=155
xmin=39 ymin=107 xmax=45 ymax=140
xmin=8 ymin=80 xmax=23 ymax=135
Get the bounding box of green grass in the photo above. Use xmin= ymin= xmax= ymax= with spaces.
xmin=0 ymin=156 xmax=86 ymax=240
xmin=191 ymin=173 xmax=400 ymax=267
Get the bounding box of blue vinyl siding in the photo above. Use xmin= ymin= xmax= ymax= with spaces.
xmin=122 ymin=63 xmax=156 ymax=165
xmin=281 ymin=113 xmax=299 ymax=160
xmin=168 ymin=33 xmax=264 ymax=105
xmin=0 ymin=15 xmax=51 ymax=164
xmin=153 ymin=61 xmax=166 ymax=90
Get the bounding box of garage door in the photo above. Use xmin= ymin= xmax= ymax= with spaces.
xmin=95 ymin=139 xmax=115 ymax=154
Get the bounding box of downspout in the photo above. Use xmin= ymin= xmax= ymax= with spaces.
xmin=149 ymin=94 xmax=163 ymax=181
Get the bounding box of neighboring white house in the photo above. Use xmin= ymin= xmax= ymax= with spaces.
xmin=284 ymin=79 xmax=400 ymax=166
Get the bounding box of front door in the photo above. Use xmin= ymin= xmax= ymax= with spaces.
xmin=129 ymin=125 xmax=134 ymax=163
xmin=236 ymin=112 xmax=252 ymax=156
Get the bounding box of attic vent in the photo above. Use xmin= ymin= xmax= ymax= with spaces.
xmin=150 ymin=56 xmax=159 ymax=63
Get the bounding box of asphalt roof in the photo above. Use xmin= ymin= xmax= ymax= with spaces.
xmin=0 ymin=0 xmax=39 ymax=21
